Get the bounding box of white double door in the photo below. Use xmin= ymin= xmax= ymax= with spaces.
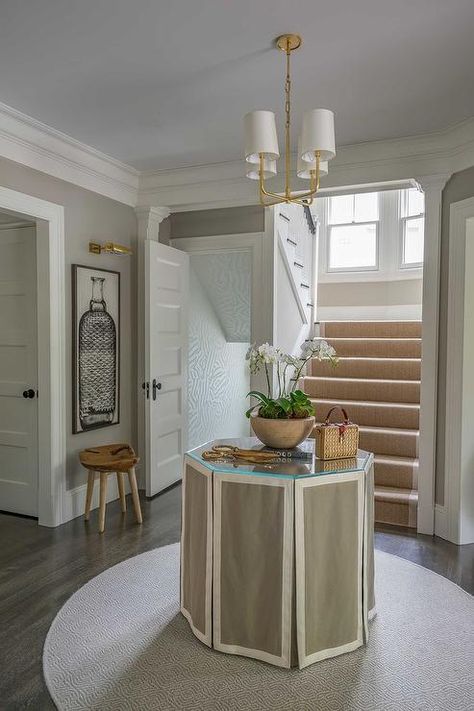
xmin=0 ymin=223 xmax=38 ymax=516
xmin=144 ymin=241 xmax=189 ymax=497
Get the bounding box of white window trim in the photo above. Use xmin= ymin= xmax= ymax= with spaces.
xmin=400 ymin=213 xmax=425 ymax=270
xmin=317 ymin=189 xmax=423 ymax=284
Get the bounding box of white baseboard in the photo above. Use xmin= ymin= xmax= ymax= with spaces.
xmin=434 ymin=503 xmax=448 ymax=541
xmin=62 ymin=476 xmax=131 ymax=524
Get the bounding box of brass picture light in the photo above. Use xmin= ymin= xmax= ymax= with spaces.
xmin=89 ymin=241 xmax=133 ymax=256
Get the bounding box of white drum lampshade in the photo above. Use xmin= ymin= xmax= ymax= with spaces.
xmin=301 ymin=109 xmax=336 ymax=162
xmin=297 ymin=137 xmax=328 ymax=179
xmin=244 ymin=110 xmax=280 ymax=163
xmin=246 ymin=158 xmax=277 ymax=180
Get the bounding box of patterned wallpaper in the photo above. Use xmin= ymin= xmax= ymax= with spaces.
xmin=190 ymin=252 xmax=251 ymax=342
xmin=188 ymin=259 xmax=250 ymax=450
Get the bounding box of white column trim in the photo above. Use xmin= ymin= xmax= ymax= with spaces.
xmin=443 ymin=195 xmax=474 ymax=544
xmin=135 ymin=205 xmax=170 ymax=487
xmin=415 ymin=174 xmax=451 ymax=535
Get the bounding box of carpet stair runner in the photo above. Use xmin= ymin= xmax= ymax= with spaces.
xmin=303 ymin=320 xmax=421 ymax=529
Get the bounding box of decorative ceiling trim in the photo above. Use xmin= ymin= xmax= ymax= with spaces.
xmin=140 ymin=118 xmax=474 ymax=211
xmin=0 ymin=101 xmax=139 ymax=206
xmin=0 ymin=97 xmax=473 ymax=211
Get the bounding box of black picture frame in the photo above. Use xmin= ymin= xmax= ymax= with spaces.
xmin=72 ymin=264 xmax=120 ymax=434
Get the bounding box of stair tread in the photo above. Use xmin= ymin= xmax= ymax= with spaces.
xmin=325 ymin=337 xmax=422 ymax=342
xmin=306 ymin=376 xmax=420 ymax=386
xmin=360 ymin=425 xmax=419 ymax=435
xmin=321 ymin=319 xmax=421 ymax=531
xmin=311 ymin=397 xmax=420 ymax=410
xmin=374 ymin=454 xmax=419 ymax=466
xmin=375 ymin=485 xmax=418 ymax=503
xmin=322 ymin=320 xmax=421 ymax=324
xmin=313 ymin=356 xmax=422 ymax=363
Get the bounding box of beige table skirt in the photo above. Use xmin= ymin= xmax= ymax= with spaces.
xmin=180 ymin=454 xmax=375 ymax=669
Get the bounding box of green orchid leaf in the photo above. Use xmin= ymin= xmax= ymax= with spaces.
xmin=246 ymin=390 xmax=270 ymax=404
xmin=245 ymin=405 xmax=259 ymax=418
xmin=276 ymin=397 xmax=292 ymax=413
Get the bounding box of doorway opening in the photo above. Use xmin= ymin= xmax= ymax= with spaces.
xmin=187 ymin=250 xmax=252 ymax=449
xmin=309 ymin=186 xmax=425 ymax=530
xmin=0 ymin=186 xmax=65 ymax=527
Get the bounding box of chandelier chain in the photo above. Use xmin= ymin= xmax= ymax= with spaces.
xmin=285 ymin=39 xmax=291 ymax=198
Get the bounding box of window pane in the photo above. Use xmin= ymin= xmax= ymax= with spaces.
xmin=408 ymin=189 xmax=424 ymax=216
xmin=402 ymin=188 xmax=424 ymax=217
xmin=403 ymin=217 xmax=424 ymax=265
xmin=354 ymin=192 xmax=379 ymax=222
xmin=329 ymin=223 xmax=377 ymax=270
xmin=329 ymin=194 xmax=353 ymax=224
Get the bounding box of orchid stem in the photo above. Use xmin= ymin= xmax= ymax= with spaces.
xmin=264 ymin=364 xmax=271 ymax=398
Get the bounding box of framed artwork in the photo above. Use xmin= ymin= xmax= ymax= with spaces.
xmin=72 ymin=265 xmax=120 ymax=433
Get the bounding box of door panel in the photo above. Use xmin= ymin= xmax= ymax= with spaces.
xmin=0 ymin=225 xmax=38 ymax=516
xmin=145 ymin=241 xmax=189 ymax=497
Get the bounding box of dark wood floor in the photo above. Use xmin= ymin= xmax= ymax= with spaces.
xmin=1 ymin=486 xmax=473 ymax=710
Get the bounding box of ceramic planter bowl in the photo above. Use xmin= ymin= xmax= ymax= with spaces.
xmin=250 ymin=413 xmax=315 ymax=449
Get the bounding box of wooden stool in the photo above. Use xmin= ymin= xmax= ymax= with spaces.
xmin=79 ymin=444 xmax=143 ymax=533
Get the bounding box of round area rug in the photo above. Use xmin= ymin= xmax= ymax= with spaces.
xmin=44 ymin=544 xmax=474 ymax=711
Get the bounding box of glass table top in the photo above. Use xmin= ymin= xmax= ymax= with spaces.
xmin=187 ymin=437 xmax=371 ymax=480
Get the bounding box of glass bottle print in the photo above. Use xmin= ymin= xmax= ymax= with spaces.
xmin=78 ymin=276 xmax=116 ymax=430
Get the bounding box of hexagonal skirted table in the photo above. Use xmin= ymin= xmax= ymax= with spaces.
xmin=180 ymin=437 xmax=375 ymax=669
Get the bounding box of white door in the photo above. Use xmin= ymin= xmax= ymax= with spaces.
xmin=145 ymin=241 xmax=189 ymax=497
xmin=0 ymin=223 xmax=38 ymax=515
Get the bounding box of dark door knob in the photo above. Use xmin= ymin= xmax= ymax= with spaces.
xmin=152 ymin=379 xmax=162 ymax=400
xmin=23 ymin=388 xmax=35 ymax=399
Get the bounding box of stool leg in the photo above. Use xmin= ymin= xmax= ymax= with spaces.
xmin=99 ymin=472 xmax=108 ymax=533
xmin=84 ymin=470 xmax=95 ymax=521
xmin=127 ymin=467 xmax=143 ymax=524
xmin=116 ymin=471 xmax=126 ymax=513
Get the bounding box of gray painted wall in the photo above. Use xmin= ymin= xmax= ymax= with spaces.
xmin=170 ymin=205 xmax=264 ymax=239
xmin=0 ymin=156 xmax=137 ymax=491
xmin=436 ymin=166 xmax=474 ymax=505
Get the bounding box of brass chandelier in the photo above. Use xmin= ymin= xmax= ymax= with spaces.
xmin=243 ymin=34 xmax=336 ymax=206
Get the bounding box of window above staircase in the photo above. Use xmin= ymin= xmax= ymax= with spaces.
xmin=314 ymin=188 xmax=425 ymax=284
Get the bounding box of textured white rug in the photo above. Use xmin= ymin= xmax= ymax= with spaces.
xmin=43 ymin=543 xmax=474 ymax=711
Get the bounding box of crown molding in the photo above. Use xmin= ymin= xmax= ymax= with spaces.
xmin=0 ymin=96 xmax=473 ymax=212
xmin=139 ymin=118 xmax=474 ymax=211
xmin=0 ymin=101 xmax=139 ymax=206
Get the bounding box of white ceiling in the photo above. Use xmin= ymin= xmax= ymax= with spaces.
xmin=1 ymin=0 xmax=473 ymax=172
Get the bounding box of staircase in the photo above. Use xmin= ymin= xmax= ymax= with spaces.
xmin=303 ymin=320 xmax=421 ymax=529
